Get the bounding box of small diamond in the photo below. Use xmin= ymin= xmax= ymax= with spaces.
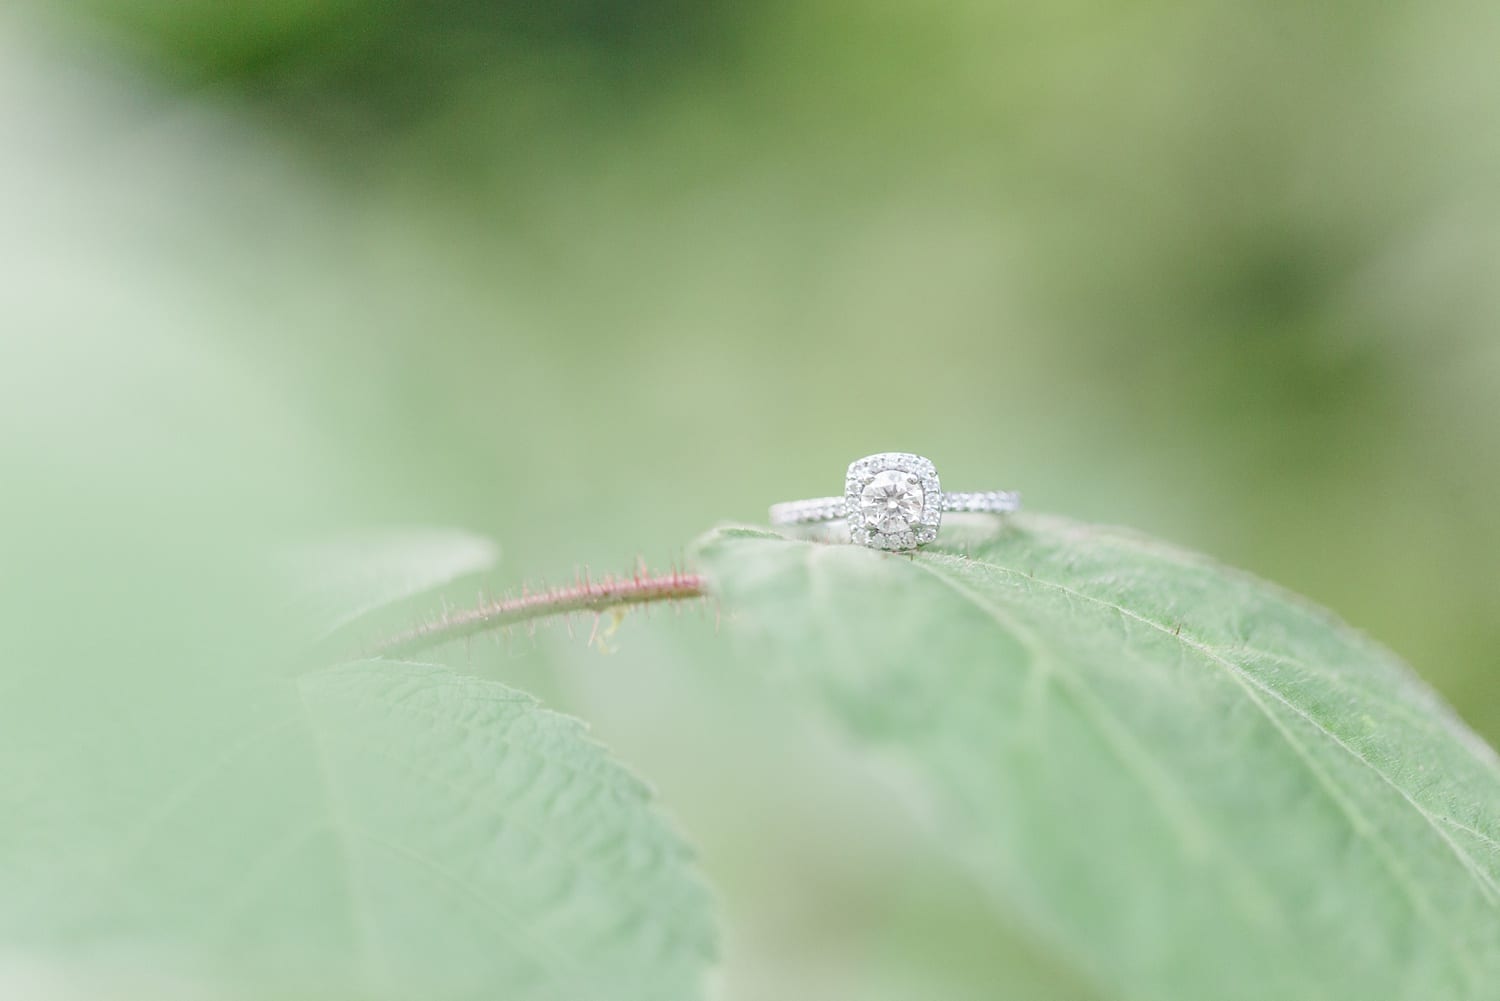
xmin=859 ymin=470 xmax=924 ymax=534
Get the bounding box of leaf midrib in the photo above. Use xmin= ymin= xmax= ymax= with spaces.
xmin=914 ymin=548 xmax=1493 ymax=987
xmin=293 ymin=676 xmax=391 ymax=998
xmin=897 ymin=555 xmax=1288 ymax=934
xmin=933 ymin=552 xmax=1500 ymax=895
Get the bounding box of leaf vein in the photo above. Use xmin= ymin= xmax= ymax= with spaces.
xmin=939 ymin=553 xmax=1494 ymax=982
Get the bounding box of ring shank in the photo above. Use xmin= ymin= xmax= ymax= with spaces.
xmin=768 ymin=490 xmax=1020 ymax=526
xmin=768 ymin=496 xmax=846 ymax=525
xmin=940 ymin=490 xmax=1022 ymax=514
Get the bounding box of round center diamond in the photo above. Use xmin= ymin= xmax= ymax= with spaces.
xmin=859 ymin=470 xmax=924 ymax=534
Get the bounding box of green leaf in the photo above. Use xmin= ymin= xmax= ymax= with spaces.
xmin=0 ymin=536 xmax=714 ymax=1001
xmin=280 ymin=529 xmax=500 ymax=639
xmin=696 ymin=516 xmax=1500 ymax=1001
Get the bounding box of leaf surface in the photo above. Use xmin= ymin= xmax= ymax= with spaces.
xmin=696 ymin=516 xmax=1500 ymax=1001
xmin=0 ymin=535 xmax=713 ymax=1001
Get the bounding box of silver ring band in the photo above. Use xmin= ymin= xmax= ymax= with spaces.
xmin=769 ymin=452 xmax=1021 ymax=551
xmin=769 ymin=490 xmax=1021 ymax=526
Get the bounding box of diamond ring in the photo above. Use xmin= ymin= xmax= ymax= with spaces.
xmin=769 ymin=452 xmax=1021 ymax=551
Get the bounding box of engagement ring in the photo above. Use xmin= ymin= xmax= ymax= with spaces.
xmin=769 ymin=452 xmax=1020 ymax=551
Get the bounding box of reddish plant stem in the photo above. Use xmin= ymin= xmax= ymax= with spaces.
xmin=374 ymin=568 xmax=707 ymax=658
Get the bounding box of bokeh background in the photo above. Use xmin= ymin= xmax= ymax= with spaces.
xmin=5 ymin=0 xmax=1499 ymax=997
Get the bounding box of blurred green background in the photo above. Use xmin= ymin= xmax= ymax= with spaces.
xmin=4 ymin=0 xmax=1499 ymax=997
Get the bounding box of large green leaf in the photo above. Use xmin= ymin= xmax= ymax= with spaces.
xmin=0 ymin=535 xmax=714 ymax=1001
xmin=696 ymin=516 xmax=1500 ymax=1001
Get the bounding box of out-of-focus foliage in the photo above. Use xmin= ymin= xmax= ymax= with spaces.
xmin=0 ymin=524 xmax=715 ymax=1001
xmin=5 ymin=0 xmax=1500 ymax=996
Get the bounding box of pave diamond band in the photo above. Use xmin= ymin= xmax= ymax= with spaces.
xmin=767 ymin=496 xmax=853 ymax=525
xmin=939 ymin=491 xmax=1024 ymax=514
xmin=769 ymin=453 xmax=1020 ymax=551
xmin=768 ymin=491 xmax=1020 ymax=525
